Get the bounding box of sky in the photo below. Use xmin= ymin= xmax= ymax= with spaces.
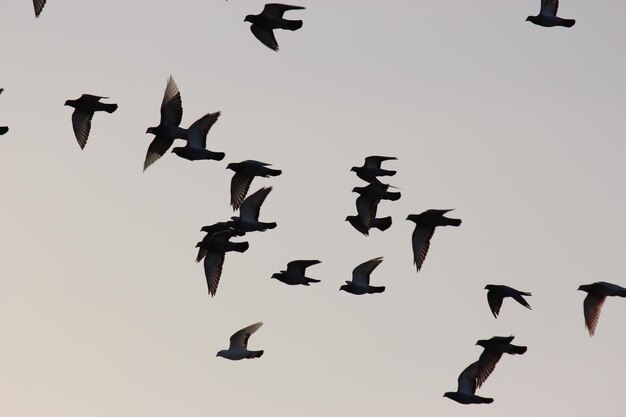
xmin=1 ymin=1 xmax=625 ymax=416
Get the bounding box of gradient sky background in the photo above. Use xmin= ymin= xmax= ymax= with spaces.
xmin=1 ymin=1 xmax=626 ymax=416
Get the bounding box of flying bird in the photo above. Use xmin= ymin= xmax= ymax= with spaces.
xmin=196 ymin=229 xmax=249 ymax=296
xmin=475 ymin=336 xmax=527 ymax=388
xmin=33 ymin=0 xmax=46 ymax=17
xmin=406 ymin=209 xmax=461 ymax=274
xmin=340 ymin=257 xmax=385 ymax=295
xmin=352 ymin=183 xmax=401 ymax=202
xmin=271 ymin=260 xmax=321 ymax=286
xmin=64 ymin=94 xmax=118 ymax=149
xmin=484 ymin=285 xmax=532 ymax=318
xmin=526 ymin=0 xmax=575 ymax=27
xmin=227 ymin=160 xmax=282 ymax=210
xmin=172 ymin=112 xmax=224 ymax=161
xmin=144 ymin=76 xmax=186 ymax=171
xmin=351 ymin=156 xmax=397 ymax=184
xmin=195 ymin=223 xmax=246 ymax=262
xmin=244 ymin=4 xmax=305 ymax=51
xmin=578 ymin=281 xmax=626 ymax=336
xmin=217 ymin=322 xmax=264 ymax=360
xmin=228 ymin=187 xmax=277 ymax=233
xmin=443 ymin=361 xmax=494 ymax=405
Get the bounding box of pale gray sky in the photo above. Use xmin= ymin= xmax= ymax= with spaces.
xmin=1 ymin=1 xmax=625 ymax=416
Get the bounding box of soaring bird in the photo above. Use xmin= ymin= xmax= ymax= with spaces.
xmin=443 ymin=361 xmax=494 ymax=405
xmin=64 ymin=94 xmax=118 ymax=149
xmin=172 ymin=112 xmax=224 ymax=162
xmin=526 ymin=0 xmax=575 ymax=27
xmin=475 ymin=336 xmax=527 ymax=388
xmin=340 ymin=257 xmax=385 ymax=295
xmin=484 ymin=285 xmax=532 ymax=318
xmin=196 ymin=229 xmax=249 ymax=297
xmin=272 ymin=260 xmax=321 ymax=286
xmin=244 ymin=4 xmax=305 ymax=51
xmin=578 ymin=281 xmax=626 ymax=336
xmin=144 ymin=76 xmax=186 ymax=171
xmin=228 ymin=187 xmax=277 ymax=233
xmin=406 ymin=209 xmax=461 ymax=274
xmin=351 ymin=156 xmax=397 ymax=184
xmin=217 ymin=322 xmax=264 ymax=360
xmin=227 ymin=160 xmax=282 ymax=210
xmin=33 ymin=0 xmax=46 ymax=17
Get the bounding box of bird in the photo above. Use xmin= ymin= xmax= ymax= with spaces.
xmin=171 ymin=112 xmax=224 ymax=161
xmin=475 ymin=336 xmax=527 ymax=388
xmin=351 ymin=156 xmax=397 ymax=184
xmin=196 ymin=229 xmax=249 ymax=296
xmin=484 ymin=285 xmax=532 ymax=318
xmin=217 ymin=322 xmax=264 ymax=360
xmin=64 ymin=94 xmax=118 ymax=149
xmin=578 ymin=281 xmax=626 ymax=336
xmin=272 ymin=260 xmax=321 ymax=286
xmin=526 ymin=0 xmax=575 ymax=27
xmin=340 ymin=257 xmax=385 ymax=295
xmin=406 ymin=209 xmax=461 ymax=274
xmin=443 ymin=361 xmax=494 ymax=405
xmin=144 ymin=76 xmax=186 ymax=171
xmin=345 ymin=215 xmax=392 ymax=236
xmin=227 ymin=160 xmax=282 ymax=210
xmin=352 ymin=183 xmax=401 ymax=202
xmin=228 ymin=187 xmax=277 ymax=233
xmin=33 ymin=0 xmax=46 ymax=17
xmin=244 ymin=4 xmax=305 ymax=51
xmin=195 ymin=223 xmax=246 ymax=263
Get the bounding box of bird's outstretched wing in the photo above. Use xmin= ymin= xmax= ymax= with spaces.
xmin=229 ymin=322 xmax=263 ymax=349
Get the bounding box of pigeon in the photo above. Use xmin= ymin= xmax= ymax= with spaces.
xmin=144 ymin=76 xmax=186 ymax=171
xmin=64 ymin=94 xmax=118 ymax=149
xmin=406 ymin=209 xmax=461 ymax=274
xmin=484 ymin=285 xmax=532 ymax=318
xmin=244 ymin=4 xmax=305 ymax=51
xmin=272 ymin=260 xmax=321 ymax=286
xmin=345 ymin=215 xmax=392 ymax=236
xmin=227 ymin=160 xmax=282 ymax=210
xmin=578 ymin=281 xmax=626 ymax=336
xmin=340 ymin=257 xmax=385 ymax=295
xmin=195 ymin=224 xmax=246 ymax=262
xmin=228 ymin=187 xmax=277 ymax=233
xmin=172 ymin=112 xmax=224 ymax=161
xmin=475 ymin=336 xmax=527 ymax=388
xmin=196 ymin=229 xmax=249 ymax=296
xmin=33 ymin=0 xmax=46 ymax=17
xmin=526 ymin=0 xmax=575 ymax=27
xmin=352 ymin=183 xmax=401 ymax=202
xmin=217 ymin=322 xmax=264 ymax=360
xmin=443 ymin=361 xmax=494 ymax=405
xmin=351 ymin=156 xmax=397 ymax=184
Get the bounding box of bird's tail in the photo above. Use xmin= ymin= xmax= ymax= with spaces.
xmin=247 ymin=350 xmax=264 ymax=359
xmin=206 ymin=150 xmax=225 ymax=161
xmin=385 ymin=191 xmax=401 ymax=201
xmin=475 ymin=396 xmax=494 ymax=404
xmin=259 ymin=222 xmax=277 ymax=231
xmin=367 ymin=286 xmax=385 ymax=294
xmin=562 ymin=19 xmax=576 ymax=28
xmin=379 ymin=168 xmax=396 ymax=177
xmin=265 ymin=168 xmax=282 ymax=177
xmin=443 ymin=218 xmax=462 ymax=227
xmin=103 ymin=103 xmax=118 ymax=113
xmin=513 ymin=293 xmax=532 ymax=309
xmin=372 ymin=216 xmax=392 ymax=232
xmin=284 ymin=19 xmax=303 ymax=31
xmin=0 ymin=126 xmax=8 ymax=135
xmin=508 ymin=344 xmax=527 ymax=355
xmin=228 ymin=242 xmax=250 ymax=253
xmin=305 ymin=277 xmax=321 ymax=284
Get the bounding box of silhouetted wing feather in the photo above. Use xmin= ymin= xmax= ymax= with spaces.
xmin=262 ymin=3 xmax=305 ymax=18
xmin=33 ymin=0 xmax=46 ymax=17
xmin=540 ymin=0 xmax=558 ymax=17
xmin=286 ymin=260 xmax=321 ymax=276
xmin=203 ymin=251 xmax=225 ymax=297
xmin=364 ymin=155 xmax=396 ymax=169
xmin=71 ymin=109 xmax=93 ymax=149
xmin=229 ymin=322 xmax=263 ymax=349
xmin=250 ymin=24 xmax=279 ymax=51
xmin=161 ymin=76 xmax=183 ymax=126
xmin=583 ymin=294 xmax=606 ymax=336
xmin=230 ymin=173 xmax=254 ymax=210
xmin=457 ymin=362 xmax=479 ymax=395
xmin=476 ymin=351 xmax=503 ymax=388
xmin=187 ymin=112 xmax=220 ymax=149
xmin=144 ymin=136 xmax=174 ymax=171
xmin=411 ymin=226 xmax=435 ymax=273
xmin=487 ymin=290 xmax=504 ymax=318
xmin=240 ymin=187 xmax=272 ymax=221
xmin=352 ymin=257 xmax=383 ymax=286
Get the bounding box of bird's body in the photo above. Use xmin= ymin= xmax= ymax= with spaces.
xmin=346 ymin=215 xmax=392 ymax=236
xmin=578 ymin=281 xmax=626 ymax=336
xmin=475 ymin=336 xmax=527 ymax=388
xmin=64 ymin=94 xmax=118 ymax=149
xmin=351 ymin=156 xmax=397 ymax=184
xmin=484 ymin=284 xmax=532 ymax=318
xmin=406 ymin=209 xmax=461 ymax=274
xmin=340 ymin=257 xmax=385 ymax=295
xmin=227 ymin=160 xmax=282 ymax=210
xmin=444 ymin=361 xmax=494 ymax=405
xmin=217 ymin=322 xmax=264 ymax=360
xmin=172 ymin=111 xmax=224 ymax=162
xmin=228 ymin=187 xmax=277 ymax=233
xmin=272 ymin=260 xmax=321 ymax=286
xmin=526 ymin=0 xmax=575 ymax=27
xmin=245 ymin=4 xmax=305 ymax=51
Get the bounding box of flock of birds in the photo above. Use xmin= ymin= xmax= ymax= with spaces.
xmin=4 ymin=0 xmax=624 ymax=408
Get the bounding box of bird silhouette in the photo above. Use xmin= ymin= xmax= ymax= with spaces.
xmin=578 ymin=281 xmax=626 ymax=336
xmin=406 ymin=209 xmax=461 ymax=274
xmin=217 ymin=322 xmax=264 ymax=360
xmin=526 ymin=0 xmax=575 ymax=27
xmin=64 ymin=94 xmax=117 ymax=149
xmin=340 ymin=257 xmax=385 ymax=295
xmin=484 ymin=285 xmax=532 ymax=318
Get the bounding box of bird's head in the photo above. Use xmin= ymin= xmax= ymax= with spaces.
xmin=350 ymin=167 xmax=358 ymax=173
xmin=339 ymin=284 xmax=349 ymax=292
xmin=271 ymin=273 xmax=281 ymax=280
xmin=525 ymin=16 xmax=537 ymax=23
xmin=226 ymin=162 xmax=235 ymax=171
xmin=146 ymin=126 xmax=157 ymax=135
xmin=475 ymin=339 xmax=487 ymax=348
xmin=64 ymin=99 xmax=72 ymax=107
xmin=578 ymin=284 xmax=589 ymax=292
xmin=406 ymin=214 xmax=419 ymax=222
xmin=244 ymin=15 xmax=253 ymax=23
xmin=216 ymin=350 xmax=226 ymax=358
xmin=351 ymin=186 xmax=364 ymax=194
xmin=484 ymin=285 xmax=494 ymax=290
xmin=443 ymin=392 xmax=454 ymax=400
xmin=171 ymin=147 xmax=183 ymax=156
